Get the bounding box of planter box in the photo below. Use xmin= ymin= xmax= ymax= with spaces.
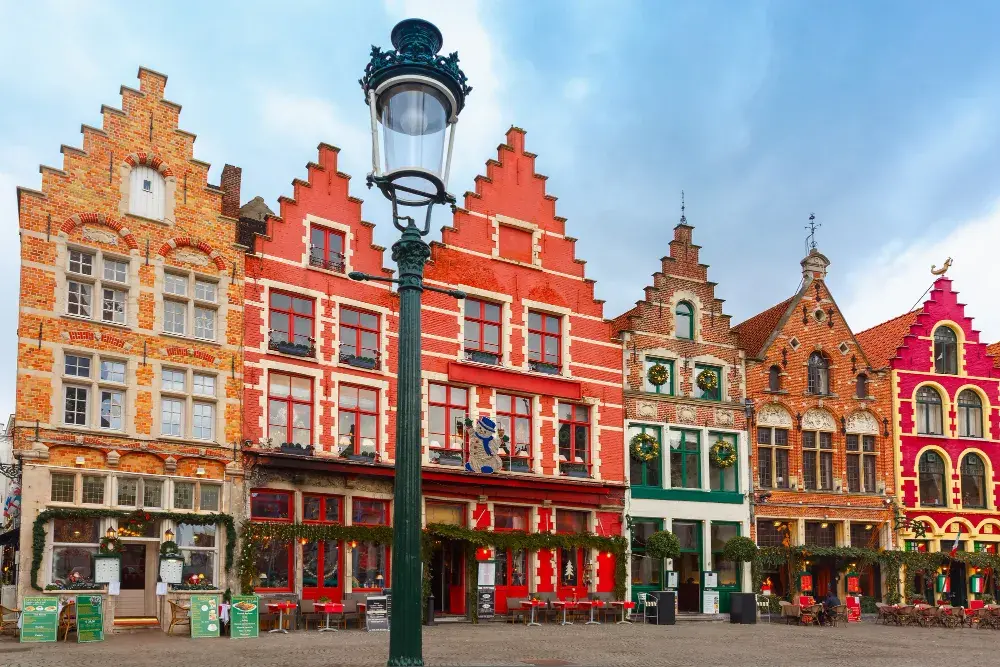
xmin=346 ymin=454 xmax=376 ymax=463
xmin=269 ymin=339 xmax=315 ymax=357
xmin=342 ymin=355 xmax=378 ymax=370
xmin=279 ymin=443 xmax=314 ymax=456
xmin=529 ymin=361 xmax=561 ymax=375
xmin=465 ymin=350 xmax=501 ymax=366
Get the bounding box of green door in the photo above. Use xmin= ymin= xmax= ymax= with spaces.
xmin=672 ymin=520 xmax=702 ymax=612
xmin=711 ymin=522 xmax=742 ymax=614
xmin=629 ymin=519 xmax=663 ymax=605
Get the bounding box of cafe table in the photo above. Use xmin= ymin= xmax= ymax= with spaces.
xmin=551 ymin=600 xmax=577 ymax=626
xmin=519 ymin=600 xmax=543 ymax=627
xmin=314 ymin=602 xmax=343 ymax=632
xmin=610 ymin=600 xmax=635 ymax=625
xmin=581 ymin=599 xmax=602 ymax=625
xmin=266 ymin=601 xmax=297 ymax=634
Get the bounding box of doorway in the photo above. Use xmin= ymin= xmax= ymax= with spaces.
xmin=673 ymin=520 xmax=701 ymax=612
xmin=430 ymin=540 xmax=465 ymax=616
xmin=947 ymin=561 xmax=968 ymax=607
xmin=118 ymin=544 xmax=156 ymax=617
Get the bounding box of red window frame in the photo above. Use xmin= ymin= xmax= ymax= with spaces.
xmin=309 ymin=225 xmax=345 ymax=272
xmin=425 ymin=501 xmax=467 ymax=527
xmin=428 ymin=384 xmax=468 ymax=459
xmin=339 ymin=306 xmax=380 ymax=362
xmin=496 ymin=393 xmax=532 ymax=470
xmin=528 ymin=311 xmax=561 ymax=366
xmin=350 ymin=497 xmax=390 ymax=592
xmin=302 ymin=494 xmax=344 ymax=524
xmin=302 ymin=493 xmax=344 ymax=600
xmin=556 ymin=510 xmax=590 ymax=598
xmin=493 ymin=505 xmax=531 ymax=532
xmin=337 ymin=384 xmax=379 ymax=456
xmin=268 ymin=372 xmax=313 ymax=447
xmin=557 ymin=404 xmax=590 ymax=473
xmin=268 ymin=290 xmax=314 ymax=347
xmin=463 ymin=299 xmax=501 ymax=355
xmin=250 ymin=488 xmax=293 ymax=592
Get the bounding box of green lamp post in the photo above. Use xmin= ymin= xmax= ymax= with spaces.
xmin=355 ymin=18 xmax=472 ymax=667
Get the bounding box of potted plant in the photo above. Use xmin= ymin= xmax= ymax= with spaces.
xmin=318 ymin=595 xmax=331 ymax=604
xmin=279 ymin=442 xmax=315 ymax=456
xmin=721 ymin=536 xmax=759 ymax=623
xmin=645 ymin=530 xmax=681 ymax=561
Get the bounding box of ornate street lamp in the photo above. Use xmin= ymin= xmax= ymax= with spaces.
xmin=354 ymin=18 xmax=471 ymax=667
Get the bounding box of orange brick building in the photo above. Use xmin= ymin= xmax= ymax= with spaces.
xmin=240 ymin=128 xmax=625 ymax=616
xmin=13 ymin=68 xmax=245 ymax=629
xmin=612 ymin=218 xmax=750 ymax=613
xmin=733 ymin=248 xmax=895 ymax=599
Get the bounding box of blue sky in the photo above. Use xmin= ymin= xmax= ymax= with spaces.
xmin=3 ymin=0 xmax=1000 ymax=414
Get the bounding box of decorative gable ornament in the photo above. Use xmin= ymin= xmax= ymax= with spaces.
xmin=757 ymin=403 xmax=792 ymax=427
xmin=802 ymin=408 xmax=836 ymax=431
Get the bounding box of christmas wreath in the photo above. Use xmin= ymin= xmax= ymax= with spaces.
xmin=709 ymin=439 xmax=737 ymax=468
xmin=696 ymin=369 xmax=718 ymax=393
xmin=118 ymin=509 xmax=153 ymax=537
xmin=630 ymin=433 xmax=659 ymax=462
xmin=99 ymin=535 xmax=123 ymax=556
xmin=646 ymin=363 xmax=669 ymax=387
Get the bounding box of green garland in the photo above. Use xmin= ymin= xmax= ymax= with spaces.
xmin=709 ymin=440 xmax=737 ymax=468
xmin=629 ymin=433 xmax=659 ymax=462
xmin=31 ymin=508 xmax=236 ymax=591
xmin=98 ymin=536 xmax=123 ymax=556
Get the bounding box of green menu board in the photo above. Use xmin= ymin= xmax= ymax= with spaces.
xmin=20 ymin=597 xmax=58 ymax=643
xmin=75 ymin=595 xmax=104 ymax=643
xmin=229 ymin=595 xmax=259 ymax=639
xmin=190 ymin=594 xmax=221 ymax=638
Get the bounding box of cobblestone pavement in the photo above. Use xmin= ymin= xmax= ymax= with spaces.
xmin=0 ymin=620 xmax=997 ymax=667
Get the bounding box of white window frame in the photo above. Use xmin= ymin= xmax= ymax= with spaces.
xmin=61 ymin=352 xmax=128 ymax=432
xmin=162 ymin=271 xmax=219 ymax=342
xmin=49 ymin=515 xmax=106 ymax=587
xmin=158 ymin=367 xmax=219 ymax=443
xmin=114 ymin=475 xmax=165 ymax=510
xmin=65 ymin=246 xmax=131 ymax=326
xmin=170 ymin=479 xmax=222 ymax=512
xmin=169 ymin=521 xmax=221 ymax=587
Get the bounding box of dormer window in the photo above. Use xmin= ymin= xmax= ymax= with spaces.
xmin=128 ymin=165 xmax=165 ymax=220
xmin=807 ymin=352 xmax=829 ymax=395
xmin=675 ymin=301 xmax=694 ymax=340
xmin=933 ymin=326 xmax=958 ymax=374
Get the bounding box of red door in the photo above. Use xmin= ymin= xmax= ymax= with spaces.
xmin=495 ymin=548 xmax=529 ymax=613
xmin=447 ymin=543 xmax=465 ymax=615
xmin=302 ymin=540 xmax=343 ymax=602
xmin=556 ymin=547 xmax=588 ymax=600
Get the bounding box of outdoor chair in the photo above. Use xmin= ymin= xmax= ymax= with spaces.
xmin=593 ymin=592 xmax=615 ymax=623
xmin=638 ymin=592 xmax=657 ymax=624
xmin=339 ymin=599 xmax=359 ymax=629
xmin=58 ymin=600 xmax=76 ymax=641
xmin=917 ymin=605 xmax=939 ymax=627
xmin=756 ymin=595 xmax=772 ymax=623
xmin=896 ymin=605 xmax=916 ymax=627
xmin=829 ymin=604 xmax=848 ymax=627
xmin=300 ymin=599 xmax=322 ymax=630
xmin=0 ymin=605 xmax=19 ymax=637
xmin=874 ymin=602 xmax=888 ymax=624
xmin=507 ymin=598 xmax=527 ymax=624
xmin=938 ymin=605 xmax=961 ymax=628
xmin=537 ymin=592 xmax=558 ymax=624
xmin=167 ymin=600 xmax=191 ymax=635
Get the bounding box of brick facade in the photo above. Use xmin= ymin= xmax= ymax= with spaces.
xmin=13 ymin=68 xmax=245 ymax=628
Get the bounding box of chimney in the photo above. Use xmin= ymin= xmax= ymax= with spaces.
xmin=220 ymin=164 xmax=242 ymax=219
xmin=801 ymin=249 xmax=830 ymax=283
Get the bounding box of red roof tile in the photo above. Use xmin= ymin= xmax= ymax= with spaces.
xmin=987 ymin=342 xmax=1000 ymax=369
xmin=732 ymin=297 xmax=794 ymax=358
xmin=855 ymin=310 xmax=920 ymax=369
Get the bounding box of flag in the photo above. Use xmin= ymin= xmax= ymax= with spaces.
xmin=949 ymin=524 xmax=962 ymax=557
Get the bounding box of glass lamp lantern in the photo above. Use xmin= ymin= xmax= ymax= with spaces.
xmin=361 ymin=19 xmax=471 ymax=209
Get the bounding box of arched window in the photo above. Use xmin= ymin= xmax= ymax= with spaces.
xmin=675 ymin=302 xmax=693 ymax=340
xmin=856 ymin=373 xmax=869 ymax=398
xmin=918 ymin=451 xmax=946 ymax=507
xmin=807 ymin=353 xmax=829 ymax=395
xmin=933 ymin=326 xmax=958 ymax=375
xmin=768 ymin=365 xmax=781 ymax=392
xmin=129 ymin=165 xmax=166 ymax=220
xmin=915 ymin=386 xmax=943 ymax=435
xmin=961 ymin=453 xmax=987 ymax=509
xmin=958 ymin=389 xmax=983 ymax=438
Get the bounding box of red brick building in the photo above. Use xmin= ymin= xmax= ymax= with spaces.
xmin=733 ymin=248 xmax=895 ymax=599
xmin=241 ymin=128 xmax=624 ymax=616
xmin=13 ymin=68 xmax=246 ymax=629
xmin=858 ymin=276 xmax=1000 ymax=605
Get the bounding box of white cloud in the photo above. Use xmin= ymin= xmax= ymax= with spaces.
xmin=563 ymin=77 xmax=591 ymax=102
xmin=842 ymin=200 xmax=1000 ymax=343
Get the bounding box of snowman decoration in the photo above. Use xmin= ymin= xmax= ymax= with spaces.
xmin=465 ymin=416 xmax=506 ymax=474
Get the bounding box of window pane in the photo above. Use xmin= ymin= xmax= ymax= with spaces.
xmin=494 ymin=505 xmax=529 ymax=531
xmin=51 ymin=474 xmax=75 ymax=502
xmin=256 ymin=541 xmax=291 ymax=590
xmin=65 ymin=354 xmax=91 ymax=378
xmin=67 ymin=281 xmax=92 ymax=317
xmin=100 ymin=390 xmax=123 ymax=430
xmin=164 ymin=300 xmax=186 ymax=334
xmin=178 ymin=523 xmax=216 ymax=548
xmin=199 ymin=484 xmax=220 ymax=511
xmin=195 ymin=280 xmax=217 ymax=303
xmin=100 ymin=360 xmax=126 ymax=383
xmin=52 ymin=546 xmax=97 ymax=585
xmin=303 ymin=496 xmax=321 ymax=521
xmin=162 ymin=369 xmax=185 ymax=392
xmin=103 ymin=259 xmax=128 ymax=283
xmin=193 ymin=374 xmax=215 ymax=397
xmin=81 ymin=476 xmax=104 ymax=504
xmin=351 ymin=542 xmax=385 ymax=590
xmin=54 ymin=518 xmax=100 ymax=543
xmin=194 ymin=307 xmax=215 ymax=340
xmin=339 ymin=385 xmax=358 ymax=409
xmin=164 ymin=274 xmax=187 ymax=296
xmin=143 ymin=479 xmax=163 ymax=508
xmin=352 ymin=499 xmax=387 ymax=525
xmin=64 ymin=386 xmax=88 ymax=425
xmin=69 ymin=250 xmax=94 ymax=275
xmin=556 ymin=510 xmax=587 ymax=534
xmin=102 ymin=288 xmax=126 ymax=324
xmin=193 ymin=402 xmax=215 ymax=440
xmin=161 ymin=398 xmax=182 ymax=436
xmin=325 ymin=498 xmax=342 ymax=523
xmin=117 ymin=478 xmax=138 ymax=506
xmin=174 ymin=482 xmax=195 ymax=510
xmin=251 ymin=491 xmax=291 ymax=520
xmin=181 ymin=550 xmax=215 ymax=587
xmin=291 ymin=377 xmax=311 ymax=401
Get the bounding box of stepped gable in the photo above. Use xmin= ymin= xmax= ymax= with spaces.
xmin=856 ymin=310 xmax=921 ymax=370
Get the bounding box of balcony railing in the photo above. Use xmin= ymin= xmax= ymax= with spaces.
xmin=464 ymin=349 xmax=501 ymax=366
xmin=309 ymin=250 xmax=346 ymax=273
xmin=339 ymin=345 xmax=381 ymax=370
xmin=268 ymin=331 xmax=316 ymax=357
xmin=529 ymin=359 xmax=561 ymax=375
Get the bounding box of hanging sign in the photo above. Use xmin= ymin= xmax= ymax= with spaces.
xmin=230 ymin=595 xmax=259 ymax=639
xmin=846 ymin=575 xmax=861 ymax=594
xmin=20 ymin=597 xmax=59 ymax=643
xmin=799 ymin=574 xmax=814 ymax=593
xmin=190 ymin=594 xmax=221 ymax=638
xmin=666 ymin=571 xmax=679 ymax=589
xmin=365 ymin=595 xmax=389 ymax=632
xmin=94 ymin=557 xmax=120 ymax=584
xmin=477 ymin=586 xmax=495 ymax=619
xmin=478 ymin=561 xmax=496 ymax=587
xmin=76 ymin=595 xmax=104 ymax=643
xmin=936 ymin=574 xmax=951 ymax=594
xmin=702 ymin=571 xmax=718 ymax=589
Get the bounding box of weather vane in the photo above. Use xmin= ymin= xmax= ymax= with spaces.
xmin=931 ymin=257 xmax=953 ymax=276
xmin=680 ymin=190 xmax=686 ymax=224
xmin=805 ymin=213 xmax=821 ymax=253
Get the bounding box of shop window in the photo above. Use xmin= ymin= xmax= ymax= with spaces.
xmin=255 ymin=539 xmax=292 ymax=591
xmin=339 ymin=307 xmax=380 ymax=368
xmin=557 ymin=404 xmax=590 ymax=477
xmin=199 ymin=484 xmax=220 ymax=511
xmin=669 ymin=429 xmax=700 ymax=489
xmin=807 ymin=353 xmax=829 ymax=395
xmin=50 ymin=518 xmax=101 ymax=587
xmin=559 ymin=547 xmax=588 ymax=588
xmin=757 ymin=427 xmax=789 ymax=489
xmin=352 ymin=498 xmax=388 ymax=526
xmin=496 ymin=393 xmax=532 ymax=472
xmin=66 ymin=248 xmax=130 ymax=326
xmin=425 ymin=502 xmax=465 ymax=526
xmin=756 ymin=520 xmax=789 ymax=548
xmin=958 ymin=390 xmax=983 ymax=438
xmin=81 ymin=475 xmax=105 ymax=504
xmin=269 ymin=373 xmax=312 ymax=447
xmin=711 ymin=524 xmax=740 ymax=588
xmin=174 ymin=482 xmax=195 ymax=510
xmin=693 ymin=364 xmax=722 ymax=401
xmin=309 ymin=226 xmax=346 ymax=272
xmin=802 ymin=431 xmax=833 ymax=491
xmin=463 ymin=299 xmax=501 ymax=363
xmin=51 ymin=474 xmax=75 ymax=503
xmin=918 ymin=451 xmax=946 ymax=507
xmin=427 ymin=384 xmax=467 ymax=466
xmin=303 ymin=494 xmax=343 ymax=523
xmin=916 ymin=387 xmax=944 ymax=435
xmin=672 ymin=521 xmax=700 ymax=551
xmin=961 ymin=453 xmax=987 ymax=509
xmin=62 ymin=352 xmax=128 ymax=431
xmin=495 ymin=548 xmax=527 ymax=587
xmin=630 ymin=519 xmax=662 ymax=590
xmin=128 ymin=165 xmax=165 ymax=220
xmin=629 ymin=425 xmax=661 ymax=488
xmin=768 ymin=365 xmax=781 ymax=392
xmin=643 ymin=357 xmax=674 ymax=395
xmin=303 ymin=540 xmax=340 ymax=590
xmin=268 ymin=291 xmax=315 ymax=356
xmin=163 ymin=271 xmax=218 ymax=342
xmin=115 ymin=477 xmax=163 ymax=510
xmin=850 ymin=523 xmax=879 ymax=549
xmin=804 ymin=521 xmax=835 ymax=547
xmin=352 ymin=541 xmax=387 ymax=591
xmin=528 ymin=311 xmax=561 ymax=371
xmin=675 ymin=301 xmax=694 ymax=340
xmin=251 ymin=490 xmax=292 ymax=520
xmin=708 ymin=432 xmax=738 ymax=492
xmin=846 ymin=434 xmax=877 ymax=493
xmin=556 ymin=510 xmax=588 ymax=534
xmin=494 ymin=505 xmax=530 ymax=531
xmin=933 ymin=326 xmax=958 ymax=374
xmin=338 ymin=385 xmax=378 ymax=457
xmin=177 ymin=524 xmax=217 ymax=587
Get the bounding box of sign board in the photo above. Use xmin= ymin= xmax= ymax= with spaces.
xmin=190 ymin=594 xmax=221 ymax=638
xmin=381 ymin=588 xmax=392 ymax=620
xmin=94 ymin=557 xmax=120 ymax=584
xmin=477 ymin=586 xmax=495 ymax=619
xmin=159 ymin=558 xmax=184 ymax=585
xmin=702 ymin=571 xmax=718 ymax=589
xmin=665 ymin=571 xmax=678 ymax=589
xmin=365 ymin=595 xmax=389 ymax=632
xmin=477 ymin=561 xmax=496 ymax=587
xmin=20 ymin=597 xmax=58 ymax=643
xmin=75 ymin=595 xmax=104 ymax=642
xmin=230 ymin=595 xmax=259 ymax=639
xmin=702 ymin=590 xmax=720 ymax=615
